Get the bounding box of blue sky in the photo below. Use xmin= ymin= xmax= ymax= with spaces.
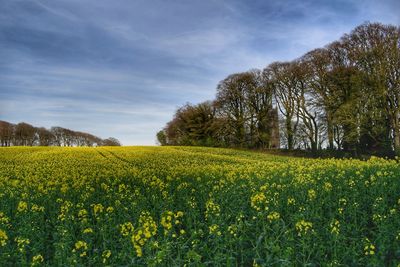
xmin=1 ymin=0 xmax=399 ymax=145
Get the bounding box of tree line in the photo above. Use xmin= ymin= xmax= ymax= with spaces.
xmin=157 ymin=22 xmax=400 ymax=157
xmin=0 ymin=120 xmax=121 ymax=147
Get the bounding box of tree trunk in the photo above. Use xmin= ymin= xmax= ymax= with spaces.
xmin=286 ymin=119 xmax=294 ymax=150
xmin=326 ymin=114 xmax=334 ymax=150
xmin=392 ymin=111 xmax=400 ymax=155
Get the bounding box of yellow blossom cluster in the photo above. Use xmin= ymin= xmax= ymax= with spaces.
xmin=295 ymin=220 xmax=313 ymax=236
xmin=330 ymin=220 xmax=340 ymax=235
xmin=102 ymin=250 xmax=112 ymax=263
xmin=0 ymin=229 xmax=8 ymax=247
xmin=251 ymin=192 xmax=268 ymax=211
xmin=31 ymin=204 xmax=45 ymax=212
xmin=287 ymin=197 xmax=296 ymax=205
xmin=72 ymin=240 xmax=88 ymax=257
xmin=83 ymin=228 xmax=93 ymax=234
xmin=57 ymin=200 xmax=73 ymax=221
xmin=78 ymin=209 xmax=88 ymax=223
xmin=228 ymin=225 xmax=238 ymax=237
xmin=120 ymin=222 xmax=134 ymax=236
xmin=131 ymin=212 xmax=157 ymax=257
xmin=205 ymin=199 xmax=220 ymax=219
xmin=31 ymin=254 xmax=44 ymax=266
xmin=209 ymin=224 xmax=221 ymax=236
xmin=160 ymin=211 xmax=184 ymax=236
xmin=15 ymin=237 xmax=30 ymax=252
xmin=92 ymin=203 xmax=104 ymax=218
xmin=17 ymin=201 xmax=28 ymax=213
xmin=0 ymin=212 xmax=10 ymax=225
xmin=308 ymin=189 xmax=317 ymax=201
xmin=364 ymin=238 xmax=376 ymax=256
xmin=267 ymin=211 xmax=280 ymax=222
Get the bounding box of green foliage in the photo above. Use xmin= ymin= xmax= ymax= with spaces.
xmin=156 ymin=131 xmax=167 ymax=146
xmin=160 ymin=22 xmax=400 ymax=157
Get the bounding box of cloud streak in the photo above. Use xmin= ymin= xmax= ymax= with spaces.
xmin=1 ymin=0 xmax=398 ymax=144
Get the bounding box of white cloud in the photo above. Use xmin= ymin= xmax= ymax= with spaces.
xmin=2 ymin=0 xmax=399 ymax=145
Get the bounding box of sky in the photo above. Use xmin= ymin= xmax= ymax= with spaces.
xmin=0 ymin=0 xmax=399 ymax=145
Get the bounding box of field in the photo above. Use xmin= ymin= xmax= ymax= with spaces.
xmin=0 ymin=146 xmax=399 ymax=266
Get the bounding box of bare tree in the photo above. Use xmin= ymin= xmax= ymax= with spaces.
xmin=245 ymin=69 xmax=274 ymax=148
xmin=265 ymin=62 xmax=300 ymax=150
xmin=215 ymin=73 xmax=250 ymax=147
xmin=302 ymin=48 xmax=336 ymax=150
xmin=14 ymin=122 xmax=36 ymax=146
xmin=0 ymin=121 xmax=14 ymax=146
xmin=36 ymin=127 xmax=54 ymax=146
xmin=102 ymin=137 xmax=121 ymax=146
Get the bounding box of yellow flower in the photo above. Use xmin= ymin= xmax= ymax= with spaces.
xmin=77 ymin=209 xmax=88 ymax=223
xmin=372 ymin=214 xmax=384 ymax=222
xmin=251 ymin=192 xmax=268 ymax=211
xmin=83 ymin=228 xmax=93 ymax=234
xmin=324 ymin=182 xmax=332 ymax=191
xmin=267 ymin=211 xmax=280 ymax=222
xmin=72 ymin=241 xmax=88 ymax=257
xmin=0 ymin=212 xmax=10 ymax=224
xmin=31 ymin=204 xmax=45 ymax=212
xmin=92 ymin=203 xmax=104 ymax=217
xmin=295 ymin=220 xmax=313 ymax=236
xmin=339 ymin=198 xmax=347 ymax=206
xmin=287 ymin=198 xmax=296 ymax=205
xmin=209 ymin=224 xmax=221 ymax=236
xmin=31 ymin=254 xmax=44 ymax=265
xmin=101 ymin=183 xmax=109 ymax=191
xmin=205 ymin=199 xmax=221 ymax=218
xmin=161 ymin=211 xmax=174 ymax=232
xmin=134 ymin=244 xmax=143 ymax=257
xmin=58 ymin=201 xmax=73 ymax=221
xmin=106 ymin=206 xmax=114 ymax=213
xmin=228 ymin=225 xmax=238 ymax=237
xmin=102 ymin=250 xmax=112 ymax=263
xmin=131 ymin=212 xmax=157 ymax=257
xmin=17 ymin=201 xmax=28 ymax=213
xmin=308 ymin=189 xmax=316 ymax=200
xmin=161 ymin=211 xmax=184 ymax=236
xmin=364 ymin=238 xmax=376 ymax=256
xmin=120 ymin=222 xmax=134 ymax=236
xmin=0 ymin=229 xmax=8 ymax=247
xmin=15 ymin=237 xmax=30 ymax=252
xmin=330 ymin=220 xmax=340 ymax=235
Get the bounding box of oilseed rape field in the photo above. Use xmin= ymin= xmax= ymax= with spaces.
xmin=0 ymin=147 xmax=400 ymax=266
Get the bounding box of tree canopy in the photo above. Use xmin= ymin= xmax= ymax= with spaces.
xmin=158 ymin=22 xmax=400 ymax=157
xmin=0 ymin=121 xmax=121 ymax=147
